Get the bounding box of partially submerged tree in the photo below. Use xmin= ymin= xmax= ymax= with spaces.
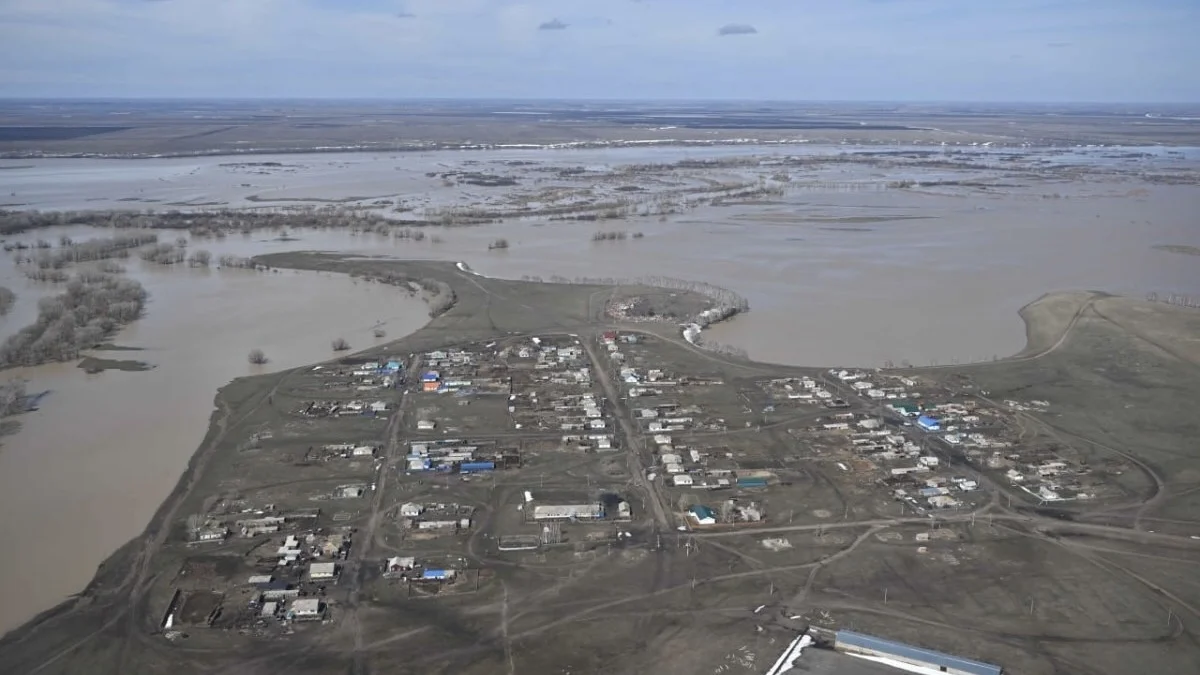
xmin=331 ymin=338 xmax=351 ymax=352
xmin=187 ymin=249 xmax=212 ymax=267
xmin=0 ymin=286 xmax=14 ymax=316
xmin=0 ymin=275 xmax=147 ymax=367
xmin=0 ymin=379 xmax=26 ymax=416
xmin=488 ymin=238 xmax=509 ymax=250
xmin=248 ymin=348 xmax=267 ymax=365
xmin=373 ymin=328 xmax=386 ymax=339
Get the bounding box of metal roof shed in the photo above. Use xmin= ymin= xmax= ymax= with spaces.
xmin=835 ymin=630 xmax=1002 ymax=675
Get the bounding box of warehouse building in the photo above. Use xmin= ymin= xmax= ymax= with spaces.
xmin=835 ymin=630 xmax=1001 ymax=675
xmin=531 ymin=504 xmax=604 ymax=521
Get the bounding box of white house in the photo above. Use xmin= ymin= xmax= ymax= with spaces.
xmin=308 ymin=562 xmax=338 ymax=580
xmin=290 ymin=598 xmax=324 ymax=620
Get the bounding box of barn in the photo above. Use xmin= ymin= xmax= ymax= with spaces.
xmin=835 ymin=631 xmax=1001 ymax=675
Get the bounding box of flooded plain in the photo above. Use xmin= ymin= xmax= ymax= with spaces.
xmin=0 ymin=238 xmax=431 ymax=635
xmin=0 ymin=144 xmax=1199 ymax=634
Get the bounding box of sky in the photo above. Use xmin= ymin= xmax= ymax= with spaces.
xmin=0 ymin=0 xmax=1197 ymax=102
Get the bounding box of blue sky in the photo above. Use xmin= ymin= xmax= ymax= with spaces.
xmin=0 ymin=0 xmax=1197 ymax=101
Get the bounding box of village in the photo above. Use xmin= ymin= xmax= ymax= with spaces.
xmin=148 ymin=324 xmax=1137 ymax=660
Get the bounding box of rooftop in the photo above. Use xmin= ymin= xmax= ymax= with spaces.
xmin=836 ymin=630 xmax=1002 ymax=675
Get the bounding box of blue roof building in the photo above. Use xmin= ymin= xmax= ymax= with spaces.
xmin=422 ymin=371 xmax=440 ymax=382
xmin=836 ymin=630 xmax=1001 ymax=675
xmin=460 ymin=461 xmax=496 ymax=474
xmin=688 ymin=504 xmax=716 ymax=524
xmin=422 ymin=569 xmax=452 ymax=580
xmin=917 ymin=415 xmax=941 ymax=431
xmin=386 ymin=361 xmax=402 ymax=372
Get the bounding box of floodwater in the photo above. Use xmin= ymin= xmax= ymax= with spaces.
xmin=1 ymin=146 xmax=1199 ymax=634
xmin=0 ymin=238 xmax=430 ymax=636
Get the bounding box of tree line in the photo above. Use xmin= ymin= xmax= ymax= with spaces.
xmin=24 ymin=234 xmax=159 ymax=269
xmin=0 ymin=275 xmax=148 ymax=367
xmin=357 ymin=271 xmax=457 ymax=318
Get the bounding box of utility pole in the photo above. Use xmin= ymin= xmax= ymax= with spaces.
xmin=884 ymin=587 xmax=888 ymax=604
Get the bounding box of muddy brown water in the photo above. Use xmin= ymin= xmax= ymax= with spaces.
xmin=0 ymin=254 xmax=430 ymax=636
xmin=0 ymin=147 xmax=1198 ymax=635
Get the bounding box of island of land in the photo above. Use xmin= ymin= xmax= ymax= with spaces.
xmin=1 ymin=251 xmax=1198 ymax=675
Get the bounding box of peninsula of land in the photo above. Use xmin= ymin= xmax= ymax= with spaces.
xmin=2 ymin=253 xmax=1199 ymax=675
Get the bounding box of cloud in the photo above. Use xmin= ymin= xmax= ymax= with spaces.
xmin=538 ymin=18 xmax=568 ymax=31
xmin=1046 ymin=42 xmax=1071 ymax=48
xmin=717 ymin=23 xmax=757 ymax=36
xmin=396 ymin=12 xmax=415 ymax=19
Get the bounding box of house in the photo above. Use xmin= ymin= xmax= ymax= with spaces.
xmin=352 ymin=445 xmax=376 ymax=457
xmin=196 ymin=527 xmax=228 ymax=543
xmin=416 ymin=520 xmax=459 ymax=530
xmin=387 ymin=556 xmax=416 ymax=573
xmin=308 ymin=562 xmax=338 ymax=580
xmin=688 ymin=504 xmax=717 ymax=526
xmin=890 ymin=402 xmax=920 ymax=417
xmin=1039 ymin=486 xmax=1062 ymax=501
xmin=260 ymin=601 xmax=279 ymax=618
xmin=672 ymin=474 xmax=694 ymax=487
xmin=400 ymin=502 xmax=423 ymax=518
xmin=289 ymin=598 xmax=324 ymax=621
xmin=916 ymin=415 xmax=941 ymax=431
xmin=417 ymin=420 xmax=436 ymax=431
xmin=369 ymin=401 xmax=388 ymax=413
xmin=422 ymin=569 xmax=456 ymax=581
xmin=928 ymin=495 xmax=960 ymax=509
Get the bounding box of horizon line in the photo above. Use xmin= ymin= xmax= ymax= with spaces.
xmin=0 ymin=96 xmax=1197 ymax=107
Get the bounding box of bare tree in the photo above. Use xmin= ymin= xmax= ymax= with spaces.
xmin=0 ymin=379 xmax=26 ymax=416
xmin=488 ymin=238 xmax=509 ymax=250
xmin=0 ymin=276 xmax=147 ymax=367
xmin=248 ymin=348 xmax=267 ymax=365
xmin=331 ymin=337 xmax=351 ymax=351
xmin=188 ymin=249 xmax=212 ymax=267
xmin=720 ymin=500 xmax=736 ymax=524
xmin=0 ymin=287 xmax=14 ymax=316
